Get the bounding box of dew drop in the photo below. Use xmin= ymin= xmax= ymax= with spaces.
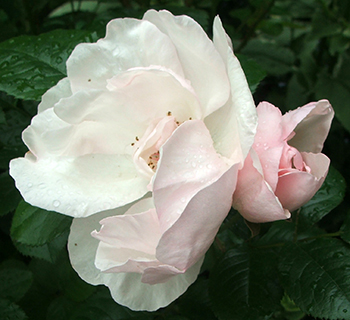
xmin=56 ymin=56 xmax=63 ymax=64
xmin=207 ymin=164 xmax=212 ymax=169
xmin=191 ymin=162 xmax=196 ymax=168
xmin=38 ymin=183 xmax=46 ymax=189
xmin=256 ymin=143 xmax=260 ymax=147
xmin=180 ymin=197 xmax=186 ymax=203
xmin=27 ymin=183 xmax=33 ymax=188
xmin=185 ymin=158 xmax=189 ymax=163
xmin=343 ymin=309 xmax=348 ymax=313
xmin=53 ymin=200 xmax=60 ymax=207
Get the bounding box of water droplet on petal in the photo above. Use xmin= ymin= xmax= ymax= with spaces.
xmin=191 ymin=162 xmax=196 ymax=168
xmin=53 ymin=200 xmax=60 ymax=208
xmin=207 ymin=164 xmax=212 ymax=169
xmin=27 ymin=183 xmax=33 ymax=188
xmin=180 ymin=197 xmax=186 ymax=203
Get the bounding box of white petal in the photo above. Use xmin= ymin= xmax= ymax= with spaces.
xmin=9 ymin=154 xmax=149 ymax=217
xmin=67 ymin=18 xmax=184 ymax=93
xmin=38 ymin=78 xmax=72 ymax=113
xmin=143 ymin=10 xmax=230 ymax=117
xmin=205 ymin=17 xmax=257 ymax=164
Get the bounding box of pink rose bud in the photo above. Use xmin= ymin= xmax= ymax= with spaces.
xmin=232 ymin=100 xmax=334 ymax=223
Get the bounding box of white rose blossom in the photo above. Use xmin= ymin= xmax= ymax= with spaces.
xmin=10 ymin=10 xmax=257 ymax=311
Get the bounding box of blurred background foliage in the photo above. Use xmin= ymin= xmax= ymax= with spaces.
xmin=0 ymin=0 xmax=350 ymax=319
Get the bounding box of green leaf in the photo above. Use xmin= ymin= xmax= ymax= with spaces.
xmin=241 ymin=39 xmax=295 ymax=75
xmin=299 ymin=166 xmax=346 ymax=225
xmin=315 ymin=61 xmax=350 ymax=132
xmin=0 ymin=260 xmax=33 ymax=302
xmin=178 ymin=278 xmax=217 ymax=320
xmin=14 ymin=230 xmax=69 ymax=263
xmin=0 ymin=29 xmax=95 ymax=101
xmin=237 ymin=54 xmax=266 ymax=94
xmin=278 ymin=238 xmax=350 ymax=319
xmin=70 ymin=286 xmax=151 ymax=320
xmin=0 ymin=171 xmax=21 ymax=216
xmin=340 ymin=213 xmax=350 ymax=244
xmin=0 ymin=298 xmax=28 ymax=320
xmin=209 ymin=244 xmax=283 ymax=320
xmin=11 ymin=200 xmax=72 ymax=246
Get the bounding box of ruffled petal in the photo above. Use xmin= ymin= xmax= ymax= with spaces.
xmin=67 ymin=18 xmax=184 ymax=93
xmin=92 ymin=208 xmax=161 ymax=257
xmin=143 ymin=10 xmax=230 ymax=117
xmin=205 ymin=16 xmax=257 ymax=164
xmin=275 ymin=153 xmax=330 ymax=211
xmin=68 ymin=204 xmax=203 ymax=311
xmin=38 ymin=77 xmax=72 ymax=113
xmin=156 ymin=164 xmax=238 ymax=270
xmin=232 ymin=152 xmax=291 ymax=223
xmin=153 ymin=120 xmax=231 ymax=231
xmin=9 ymin=154 xmax=149 ymax=217
xmin=288 ymin=100 xmax=334 ymax=153
xmin=55 ymin=68 xmax=202 ymax=156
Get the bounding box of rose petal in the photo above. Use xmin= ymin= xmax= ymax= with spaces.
xmin=288 ymin=100 xmax=334 ymax=153
xmin=143 ymin=10 xmax=230 ymax=117
xmin=153 ymin=120 xmax=231 ymax=231
xmin=55 ymin=69 xmax=202 ymax=155
xmin=205 ymin=17 xmax=257 ymax=164
xmin=68 ymin=203 xmax=203 ymax=311
xmin=232 ymin=151 xmax=291 ymax=223
xmin=252 ymin=102 xmax=285 ymax=190
xmin=67 ymin=18 xmax=184 ymax=93
xmin=92 ymin=208 xmax=161 ymax=257
xmin=38 ymin=77 xmax=72 ymax=113
xmin=156 ymin=164 xmax=238 ymax=270
xmin=275 ymin=152 xmax=330 ymax=211
xmin=10 ymin=154 xmax=149 ymax=217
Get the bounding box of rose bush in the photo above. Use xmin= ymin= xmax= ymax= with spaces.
xmin=232 ymin=100 xmax=334 ymax=223
xmin=9 ymin=10 xmax=258 ymax=310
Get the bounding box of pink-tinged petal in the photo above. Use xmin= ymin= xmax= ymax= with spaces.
xmin=275 ymin=153 xmax=330 ymax=211
xmin=206 ymin=17 xmax=257 ymax=163
xmin=288 ymin=100 xmax=334 ymax=153
xmin=68 ymin=204 xmax=203 ymax=311
xmin=142 ymin=264 xmax=186 ymax=285
xmin=105 ymin=258 xmax=203 ymax=311
xmin=143 ymin=10 xmax=230 ymax=117
xmin=255 ymin=102 xmax=283 ymax=150
xmin=252 ymin=102 xmax=285 ymax=190
xmin=232 ymin=152 xmax=291 ymax=223
xmin=281 ymin=103 xmax=315 ymax=141
xmin=156 ymin=164 xmax=238 ymax=271
xmin=68 ymin=204 xmax=135 ymax=285
xmin=38 ymin=78 xmax=72 ymax=113
xmin=67 ymin=18 xmax=184 ymax=93
xmin=93 ymin=242 xmax=159 ymax=273
xmin=9 ymin=154 xmax=149 ymax=217
xmin=153 ymin=120 xmax=231 ymax=231
xmin=92 ymin=209 xmax=161 ymax=256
